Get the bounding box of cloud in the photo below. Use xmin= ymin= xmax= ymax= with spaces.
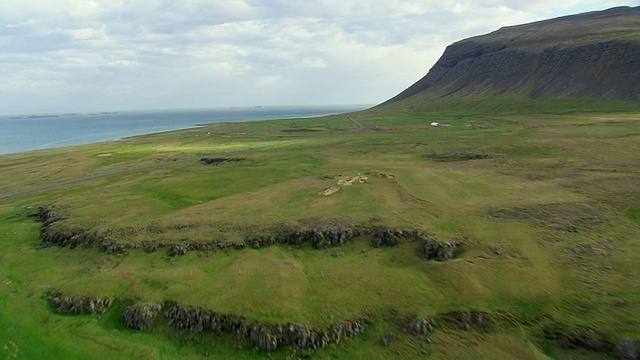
xmin=0 ymin=0 xmax=637 ymax=114
xmin=299 ymin=57 xmax=328 ymax=69
xmin=5 ymin=18 xmax=40 ymax=28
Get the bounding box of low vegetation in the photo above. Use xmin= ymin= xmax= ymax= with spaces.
xmin=0 ymin=99 xmax=639 ymax=359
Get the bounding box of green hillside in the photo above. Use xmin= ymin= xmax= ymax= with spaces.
xmin=1 ymin=98 xmax=640 ymax=359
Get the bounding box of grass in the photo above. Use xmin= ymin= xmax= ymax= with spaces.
xmin=0 ymin=99 xmax=639 ymax=358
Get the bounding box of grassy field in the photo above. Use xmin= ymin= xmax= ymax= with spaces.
xmin=0 ymin=99 xmax=639 ymax=359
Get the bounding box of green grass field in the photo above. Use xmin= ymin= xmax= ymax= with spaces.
xmin=1 ymin=99 xmax=639 ymax=359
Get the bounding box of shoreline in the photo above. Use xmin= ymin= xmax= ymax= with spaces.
xmin=0 ymin=105 xmax=369 ymax=156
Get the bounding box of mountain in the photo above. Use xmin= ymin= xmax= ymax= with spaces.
xmin=381 ymin=6 xmax=640 ymax=106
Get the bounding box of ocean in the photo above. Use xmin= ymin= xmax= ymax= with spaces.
xmin=0 ymin=105 xmax=368 ymax=155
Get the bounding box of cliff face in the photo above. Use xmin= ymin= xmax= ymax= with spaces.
xmin=382 ymin=6 xmax=640 ymax=104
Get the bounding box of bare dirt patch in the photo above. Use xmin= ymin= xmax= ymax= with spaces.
xmin=337 ymin=175 xmax=368 ymax=186
xmin=317 ymin=174 xmax=369 ymax=196
xmin=318 ymin=186 xmax=341 ymax=196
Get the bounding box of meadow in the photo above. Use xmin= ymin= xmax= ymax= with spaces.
xmin=0 ymin=99 xmax=639 ymax=359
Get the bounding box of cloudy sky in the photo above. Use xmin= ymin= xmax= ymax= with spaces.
xmin=0 ymin=1 xmax=637 ymax=115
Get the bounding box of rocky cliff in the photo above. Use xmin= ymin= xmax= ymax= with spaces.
xmin=382 ymin=6 xmax=640 ymax=104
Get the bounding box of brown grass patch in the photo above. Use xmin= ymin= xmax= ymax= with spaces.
xmin=489 ymin=203 xmax=606 ymax=231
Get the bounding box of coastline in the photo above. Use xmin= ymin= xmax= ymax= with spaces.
xmin=0 ymin=105 xmax=369 ymax=156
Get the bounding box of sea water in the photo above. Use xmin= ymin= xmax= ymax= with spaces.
xmin=0 ymin=105 xmax=368 ymax=155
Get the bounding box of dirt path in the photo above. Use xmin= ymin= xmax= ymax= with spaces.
xmin=346 ymin=115 xmax=367 ymax=130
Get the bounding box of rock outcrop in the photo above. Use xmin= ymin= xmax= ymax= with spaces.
xmin=246 ymin=223 xmax=360 ymax=249
xmin=429 ymin=152 xmax=494 ymax=161
xmin=616 ymin=339 xmax=640 ymax=360
xmin=399 ymin=315 xmax=435 ymax=338
xmin=200 ymin=157 xmax=244 ymax=165
xmin=439 ymin=310 xmax=491 ymax=331
xmin=123 ymin=304 xmax=163 ymax=331
xmin=421 ymin=239 xmax=459 ymax=261
xmin=44 ymin=288 xmax=113 ymax=315
xmin=39 ymin=223 xmax=98 ymax=249
xmin=161 ymin=304 xmax=368 ymax=352
xmin=37 ymin=205 xmax=69 ymax=226
xmin=37 ymin=206 xmax=125 ymax=252
xmin=371 ymin=229 xmax=437 ymax=248
xmin=543 ymin=322 xmax=614 ymax=353
xmin=47 ymin=294 xmax=364 ymax=352
xmin=370 ymin=228 xmax=404 ymax=247
xmin=43 ymin=285 xmax=633 ymax=359
xmin=166 ymin=240 xmax=246 ymax=256
xmin=36 ymin=207 xmax=460 ymax=261
xmin=381 ymin=6 xmax=640 ymax=105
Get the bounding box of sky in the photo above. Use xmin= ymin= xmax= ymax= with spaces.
xmin=1 ymin=0 xmax=638 ymax=115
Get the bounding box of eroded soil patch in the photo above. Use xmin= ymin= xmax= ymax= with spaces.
xmin=317 ymin=172 xmax=379 ymax=196
xmin=318 ymin=186 xmax=341 ymax=196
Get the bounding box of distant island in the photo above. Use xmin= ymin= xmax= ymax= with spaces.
xmin=8 ymin=114 xmax=61 ymax=119
xmin=8 ymin=112 xmax=118 ymax=120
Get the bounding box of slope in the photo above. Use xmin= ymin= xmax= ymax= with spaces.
xmin=381 ymin=6 xmax=640 ymax=106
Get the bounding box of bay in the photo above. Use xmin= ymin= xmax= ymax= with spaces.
xmin=0 ymin=105 xmax=368 ymax=155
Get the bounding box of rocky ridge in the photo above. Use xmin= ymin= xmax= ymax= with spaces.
xmin=46 ymin=288 xmax=640 ymax=358
xmin=36 ymin=206 xmax=460 ymax=260
xmin=200 ymin=157 xmax=244 ymax=165
xmin=44 ymin=288 xmax=113 ymax=315
xmin=122 ymin=302 xmax=368 ymax=352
